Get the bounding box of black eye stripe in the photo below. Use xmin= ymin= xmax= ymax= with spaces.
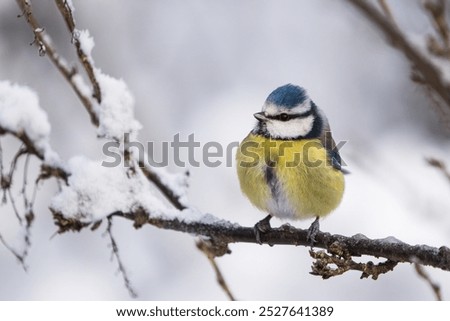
xmin=266 ymin=109 xmax=313 ymax=121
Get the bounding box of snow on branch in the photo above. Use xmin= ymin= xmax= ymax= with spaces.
xmin=50 ymin=156 xmax=171 ymax=222
xmin=54 ymin=0 xmax=102 ymax=103
xmin=0 ymin=81 xmax=59 ymax=164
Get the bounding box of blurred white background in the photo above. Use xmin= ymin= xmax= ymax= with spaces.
xmin=1 ymin=0 xmax=450 ymax=300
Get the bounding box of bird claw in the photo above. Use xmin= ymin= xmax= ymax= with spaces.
xmin=306 ymin=217 xmax=320 ymax=246
xmin=254 ymin=215 xmax=272 ymax=244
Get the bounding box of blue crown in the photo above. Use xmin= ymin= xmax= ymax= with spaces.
xmin=265 ymin=84 xmax=307 ymax=108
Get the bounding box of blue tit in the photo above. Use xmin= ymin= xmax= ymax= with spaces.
xmin=236 ymin=84 xmax=345 ymax=242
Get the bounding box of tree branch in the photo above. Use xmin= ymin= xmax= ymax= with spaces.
xmin=54 ymin=0 xmax=102 ymax=103
xmin=138 ymin=161 xmax=187 ymax=210
xmin=15 ymin=0 xmax=99 ymax=126
xmin=346 ymin=0 xmax=450 ymax=109
xmin=0 ymin=126 xmax=68 ymax=183
xmin=51 ymin=209 xmax=450 ymax=274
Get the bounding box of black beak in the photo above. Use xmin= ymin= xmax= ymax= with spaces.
xmin=253 ymin=112 xmax=267 ymax=122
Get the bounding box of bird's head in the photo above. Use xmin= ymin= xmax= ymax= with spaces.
xmin=253 ymin=84 xmax=321 ymax=139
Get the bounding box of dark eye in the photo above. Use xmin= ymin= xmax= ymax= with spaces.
xmin=279 ymin=113 xmax=289 ymax=121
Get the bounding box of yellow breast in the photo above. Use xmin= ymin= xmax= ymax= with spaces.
xmin=236 ymin=133 xmax=345 ymax=220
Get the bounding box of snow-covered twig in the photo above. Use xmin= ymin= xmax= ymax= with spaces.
xmin=347 ymin=0 xmax=450 ymax=109
xmin=54 ymin=0 xmax=102 ymax=103
xmin=0 ymin=125 xmax=67 ymax=183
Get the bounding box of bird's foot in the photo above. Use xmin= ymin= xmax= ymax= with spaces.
xmin=306 ymin=217 xmax=320 ymax=246
xmin=254 ymin=214 xmax=272 ymax=244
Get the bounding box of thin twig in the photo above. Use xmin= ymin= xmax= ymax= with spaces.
xmin=424 ymin=0 xmax=450 ymax=58
xmin=54 ymin=0 xmax=102 ymax=102
xmin=8 ymin=145 xmax=27 ymax=183
xmin=0 ymin=140 xmax=7 ymax=204
xmin=21 ymin=153 xmax=30 ymax=209
xmin=0 ymin=233 xmax=27 ymax=271
xmin=4 ymin=146 xmax=28 ymax=223
xmin=30 ymin=177 xmax=40 ymax=209
xmin=196 ymin=240 xmax=235 ymax=300
xmin=0 ymin=141 xmax=4 ymax=180
xmin=105 ymin=217 xmax=138 ymax=298
xmin=0 ymin=126 xmax=68 ymax=182
xmin=208 ymin=258 xmax=236 ymax=301
xmin=139 ymin=162 xmax=187 ymax=210
xmin=378 ymin=0 xmax=396 ymax=25
xmin=414 ymin=263 xmax=442 ymax=300
xmin=7 ymin=188 xmax=22 ymax=224
xmin=347 ymin=0 xmax=450 ymax=109
xmin=427 ymin=157 xmax=450 ymax=182
xmin=15 ymin=0 xmax=99 ymax=126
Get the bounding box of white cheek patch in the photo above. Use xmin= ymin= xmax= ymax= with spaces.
xmin=266 ymin=115 xmax=315 ymax=138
